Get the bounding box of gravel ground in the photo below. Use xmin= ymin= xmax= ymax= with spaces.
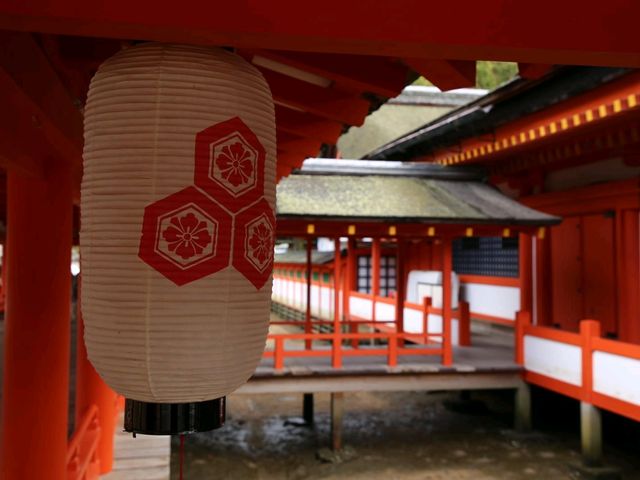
xmin=170 ymin=390 xmax=640 ymax=479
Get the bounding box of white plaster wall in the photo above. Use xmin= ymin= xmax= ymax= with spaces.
xmin=406 ymin=270 xmax=459 ymax=309
xmin=272 ymin=282 xmax=460 ymax=343
xmin=461 ymin=283 xmax=520 ymax=321
xmin=375 ymin=301 xmax=396 ymax=323
xmin=350 ymin=295 xmax=373 ymax=319
xmin=320 ymin=287 xmax=333 ymax=318
xmin=403 ymin=306 xmax=423 ymax=333
xmin=524 ymin=336 xmax=582 ymax=386
xmin=593 ymin=351 xmax=640 ymax=406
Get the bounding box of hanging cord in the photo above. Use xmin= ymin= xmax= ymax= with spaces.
xmin=180 ymin=434 xmax=185 ymax=480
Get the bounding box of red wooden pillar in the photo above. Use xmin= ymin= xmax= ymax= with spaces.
xmin=0 ymin=242 xmax=6 ymax=310
xmin=344 ymin=238 xmax=358 ymax=348
xmin=371 ymin=238 xmax=381 ymax=322
xmin=1 ymin=167 xmax=73 ymax=480
xmin=519 ymin=233 xmax=533 ymax=314
xmin=343 ymin=238 xmax=355 ymax=320
xmin=395 ymin=239 xmax=406 ymax=347
xmin=76 ymin=278 xmax=117 ymax=474
xmin=442 ymin=237 xmax=453 ymax=366
xmin=305 ymin=237 xmax=313 ymax=350
xmin=535 ymin=231 xmax=552 ymax=326
xmin=332 ymin=238 xmax=342 ymax=368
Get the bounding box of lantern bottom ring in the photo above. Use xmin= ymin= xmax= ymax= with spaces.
xmin=124 ymin=397 xmax=226 ymax=435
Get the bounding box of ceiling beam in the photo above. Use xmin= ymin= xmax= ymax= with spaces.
xmin=251 ymin=50 xmax=409 ymax=98
xmin=277 ymin=151 xmax=307 ymax=169
xmin=275 ymin=106 xmax=343 ymax=145
xmin=0 ymin=32 xmax=83 ymax=186
xmin=404 ymin=58 xmax=476 ymax=91
xmin=518 ymin=63 xmax=554 ymax=80
xmin=278 ymin=137 xmax=322 ymax=157
xmin=3 ymin=1 xmax=639 ymax=66
xmin=261 ymin=67 xmax=370 ymax=126
xmin=276 ymin=164 xmax=294 ymax=181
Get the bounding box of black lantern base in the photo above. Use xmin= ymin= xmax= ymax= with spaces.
xmin=124 ymin=397 xmax=226 ymax=435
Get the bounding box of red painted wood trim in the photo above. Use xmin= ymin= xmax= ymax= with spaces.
xmin=523 ymin=324 xmax=582 ymax=345
xmin=522 ymin=177 xmax=640 ymax=213
xmin=472 ymin=312 xmax=515 ymax=326
xmin=458 ymin=274 xmax=521 ymax=287
xmin=524 ymin=371 xmax=585 ymax=401
xmin=591 ymin=392 xmax=640 ymax=422
xmin=592 ymin=336 xmax=640 ymax=360
xmin=276 ymin=220 xmax=538 ymax=239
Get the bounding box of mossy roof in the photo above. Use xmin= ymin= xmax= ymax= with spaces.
xmin=276 ymin=172 xmax=559 ymax=226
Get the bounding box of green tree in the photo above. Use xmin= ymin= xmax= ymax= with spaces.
xmin=476 ymin=61 xmax=518 ymax=90
xmin=412 ymin=61 xmax=518 ymax=90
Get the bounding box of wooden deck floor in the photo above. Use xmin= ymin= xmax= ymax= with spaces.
xmin=101 ymin=414 xmax=171 ymax=480
xmin=240 ymin=324 xmax=523 ymax=394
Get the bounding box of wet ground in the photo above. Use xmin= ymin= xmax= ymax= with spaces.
xmin=170 ymin=390 xmax=640 ymax=479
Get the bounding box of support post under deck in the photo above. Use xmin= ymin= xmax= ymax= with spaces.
xmin=330 ymin=392 xmax=344 ymax=451
xmin=303 ymin=393 xmax=314 ymax=426
xmin=514 ymin=381 xmax=532 ymax=432
xmin=581 ymin=402 xmax=603 ymax=466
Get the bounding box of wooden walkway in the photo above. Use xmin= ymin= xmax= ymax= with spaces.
xmin=240 ymin=325 xmax=523 ymax=394
xmin=102 ymin=414 xmax=171 ymax=480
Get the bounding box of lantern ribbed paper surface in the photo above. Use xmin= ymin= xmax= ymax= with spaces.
xmin=81 ymin=44 xmax=276 ymax=403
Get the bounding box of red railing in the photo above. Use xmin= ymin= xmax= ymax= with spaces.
xmin=265 ymin=330 xmax=445 ymax=370
xmin=515 ymin=311 xmax=640 ymax=422
xmin=66 ymin=405 xmax=101 ymax=480
xmin=268 ymin=285 xmax=471 ymax=368
xmin=274 ymin=270 xmax=512 ymax=327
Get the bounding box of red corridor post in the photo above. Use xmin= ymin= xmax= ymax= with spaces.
xmin=332 ymin=237 xmax=342 ymax=368
xmin=442 ymin=238 xmax=453 ymax=366
xmin=371 ymin=238 xmax=381 ymax=322
xmin=395 ymin=239 xmax=406 ymax=347
xmin=305 ymin=237 xmax=312 ymax=350
xmin=76 ymin=278 xmax=118 ymax=474
xmin=1 ymin=166 xmax=73 ymax=480
xmin=519 ymin=233 xmax=533 ymax=315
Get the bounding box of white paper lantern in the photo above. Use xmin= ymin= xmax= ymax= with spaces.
xmin=81 ymin=43 xmax=275 ymax=432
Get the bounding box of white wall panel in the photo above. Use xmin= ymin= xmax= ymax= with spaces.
xmin=350 ymin=295 xmax=373 ymax=319
xmin=524 ymin=335 xmax=582 ymax=386
xmin=462 ymin=283 xmax=519 ymax=321
xmin=593 ymin=351 xmax=640 ymax=406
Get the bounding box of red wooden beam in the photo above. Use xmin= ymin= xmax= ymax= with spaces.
xmin=276 ymin=218 xmax=541 ymax=238
xmin=275 ymin=106 xmax=344 ymax=144
xmin=277 ymin=135 xmax=322 ymax=158
xmin=518 ymin=63 xmax=554 ymax=79
xmin=252 ymin=50 xmax=409 ymax=98
xmin=0 ymin=32 xmax=82 ymax=194
xmin=262 ymin=67 xmax=370 ymax=126
xmin=276 ymin=164 xmax=293 ymax=181
xmin=2 ymin=1 xmax=640 ymax=66
xmin=404 ymin=58 xmax=476 ymax=91
xmin=277 ymin=151 xmax=306 ymax=169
